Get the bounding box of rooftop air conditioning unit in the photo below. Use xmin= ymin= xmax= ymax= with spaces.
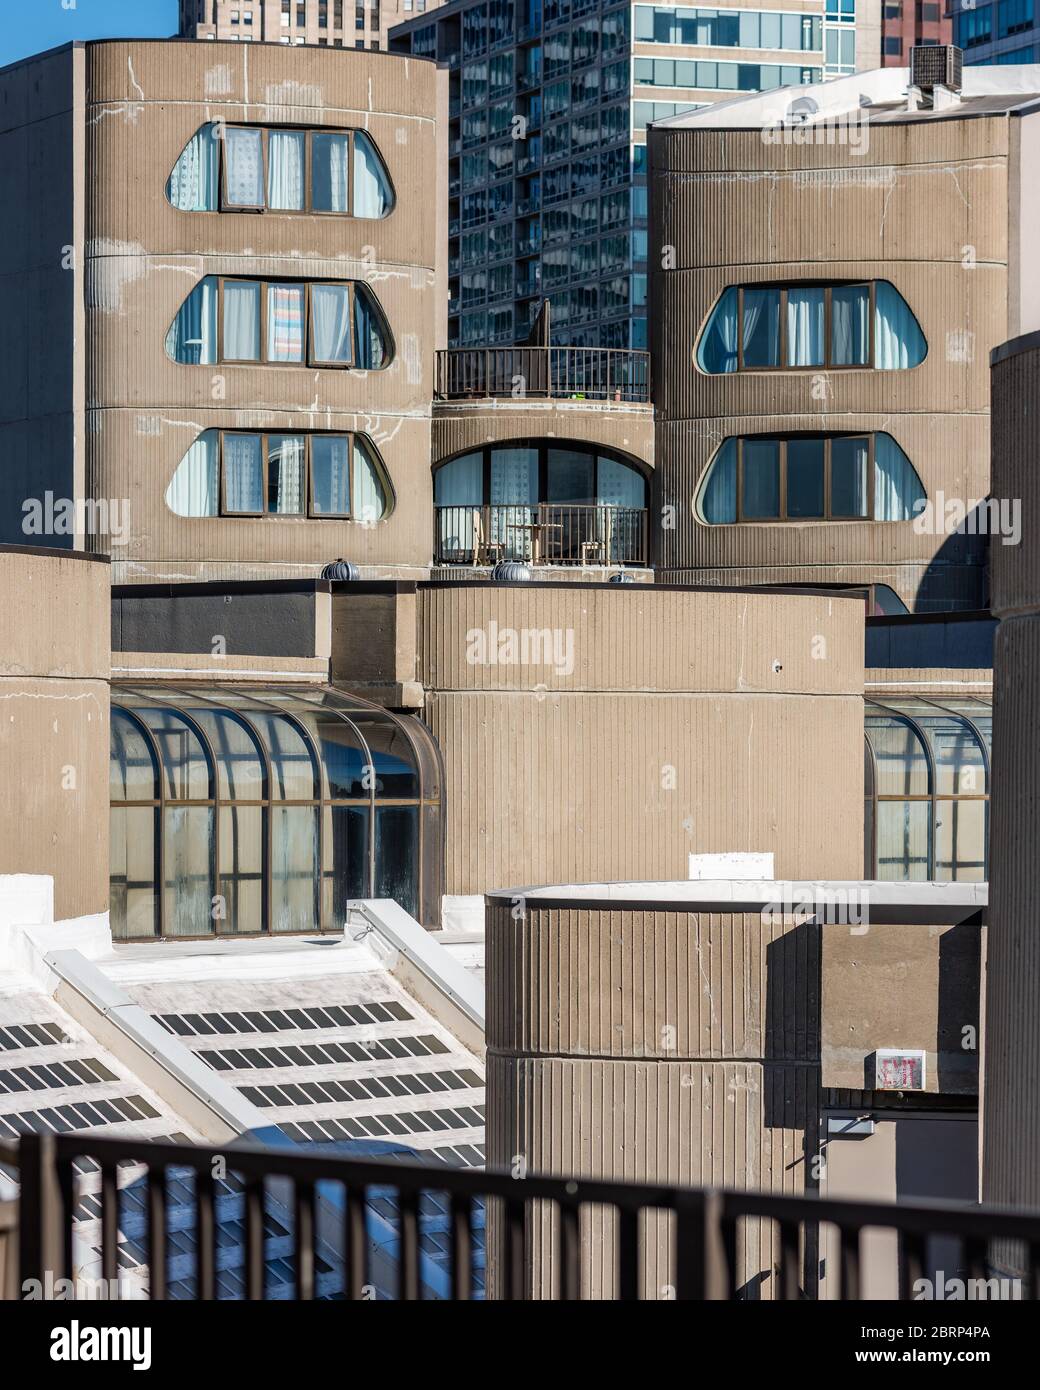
xmin=910 ymin=44 xmax=963 ymax=94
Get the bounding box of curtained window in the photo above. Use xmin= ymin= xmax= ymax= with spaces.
xmin=311 ymin=284 xmax=353 ymax=364
xmin=168 ymin=279 xmax=391 ymax=371
xmin=267 ymin=284 xmax=305 ymax=362
xmin=311 ymin=435 xmax=352 ymax=515
xmin=698 ymin=281 xmax=926 ymax=373
xmin=353 ymin=131 xmax=394 ymax=218
xmin=166 ymin=124 xmax=220 ymax=210
xmin=267 ymin=130 xmax=306 ymax=210
xmin=222 ymin=281 xmax=261 ymax=361
xmin=223 ymin=127 xmax=265 ymax=207
xmin=267 ymin=435 xmax=306 ymax=515
xmin=167 ymin=124 xmax=393 ymax=219
xmin=697 ymin=432 xmax=925 ymax=523
xmin=166 ymin=431 xmax=391 ymax=521
xmin=312 ymin=132 xmax=351 ymax=213
xmin=223 ymin=434 xmax=264 ymax=513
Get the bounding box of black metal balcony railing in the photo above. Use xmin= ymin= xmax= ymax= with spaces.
xmin=435 ymin=503 xmax=649 ymax=567
xmin=435 ymin=347 xmax=651 ymax=403
xmin=10 ymin=1132 xmax=1040 ymax=1301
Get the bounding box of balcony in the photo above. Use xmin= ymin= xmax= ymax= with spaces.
xmin=10 ymin=1130 xmax=1040 ymax=1301
xmin=435 ymin=503 xmax=648 ymax=567
xmin=435 ymin=346 xmax=651 ymax=403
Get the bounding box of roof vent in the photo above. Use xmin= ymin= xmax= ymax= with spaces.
xmin=910 ymin=44 xmax=962 ymax=95
xmin=321 ymin=558 xmax=360 ymax=582
xmin=492 ymin=560 xmax=533 ymax=583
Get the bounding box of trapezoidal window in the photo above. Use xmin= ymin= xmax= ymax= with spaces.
xmin=165 ymin=276 xmax=392 ymax=370
xmin=695 ymin=281 xmax=927 ymax=373
xmin=164 ymin=429 xmax=392 ymax=522
xmin=864 ymin=697 xmax=991 ymax=882
xmin=109 ymin=684 xmax=445 ymax=940
xmin=166 ymin=124 xmax=394 ymax=219
xmin=696 ymin=432 xmax=926 ymax=524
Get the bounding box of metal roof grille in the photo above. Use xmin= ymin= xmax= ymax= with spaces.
xmin=156 ymin=1001 xmax=413 ymax=1038
xmin=0 ymin=1094 xmax=160 ymax=1138
xmin=0 ymin=1021 xmax=66 ymax=1050
xmin=240 ymin=1068 xmax=483 ymax=1109
xmin=281 ymin=1104 xmax=485 ymax=1143
xmin=197 ymin=1034 xmax=451 ymax=1071
xmin=0 ymin=1057 xmax=117 ymax=1094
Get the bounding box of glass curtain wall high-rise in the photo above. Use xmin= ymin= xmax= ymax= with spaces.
xmin=391 ymin=1 xmax=862 ymax=351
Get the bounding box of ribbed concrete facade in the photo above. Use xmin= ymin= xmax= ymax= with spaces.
xmin=484 ymin=895 xmax=821 ymax=1298
xmin=982 ymin=332 xmax=1040 ymax=1225
xmin=647 ymin=107 xmax=1036 ymax=611
xmin=417 ymin=583 xmax=865 ymax=893
xmin=0 ymin=548 xmax=110 ymax=921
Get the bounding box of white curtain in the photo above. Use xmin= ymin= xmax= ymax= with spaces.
xmin=166 ymin=125 xmax=220 ymax=211
xmin=831 ymin=436 xmax=869 ymax=517
xmin=166 ymin=277 xmax=218 ymax=364
xmin=311 ymin=436 xmax=351 ymax=514
xmin=313 ymin=133 xmax=350 ymax=213
xmin=311 ymin=285 xmax=352 ymax=363
xmin=699 ymin=438 xmax=737 ymax=523
xmin=268 ymin=130 xmax=306 ymax=210
xmin=224 ymin=127 xmax=265 ymax=206
xmin=831 ymin=286 xmax=870 ymax=365
xmin=874 ymin=434 xmax=925 ymax=521
xmin=491 ymin=447 xmax=538 ymax=554
xmin=785 ymin=287 xmax=824 ymax=366
xmin=698 ymin=286 xmax=739 ymax=373
xmin=165 ymin=432 xmax=219 ymax=516
xmin=598 ymin=456 xmax=645 ymax=561
xmin=741 ymin=287 xmax=776 ymax=366
xmin=223 ymin=281 xmax=261 ymax=361
xmin=353 ymin=131 xmax=392 ymax=218
xmin=352 ymin=439 xmax=386 ymax=523
xmin=269 ymin=435 xmax=305 ymax=514
xmin=224 ymin=434 xmax=263 ymax=512
xmin=266 ymin=284 xmax=305 ymax=362
xmin=874 ymin=280 xmax=926 ymax=370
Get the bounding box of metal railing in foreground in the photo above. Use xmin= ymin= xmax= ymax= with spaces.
xmin=9 ymin=1132 xmax=1040 ymax=1300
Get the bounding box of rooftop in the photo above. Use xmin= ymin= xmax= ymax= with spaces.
xmin=653 ymin=63 xmax=1040 ymax=131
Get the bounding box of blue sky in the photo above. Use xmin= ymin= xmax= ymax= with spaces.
xmin=1 ymin=0 xmax=179 ymax=68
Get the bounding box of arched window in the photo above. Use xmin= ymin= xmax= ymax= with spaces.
xmin=696 ymin=281 xmax=927 ymax=373
xmin=864 ymin=697 xmax=991 ymax=882
xmin=696 ymin=432 xmax=926 ymax=524
xmin=433 ymin=442 xmax=649 ymax=565
xmin=165 ymin=277 xmax=392 ymax=370
xmin=166 ymin=124 xmax=394 ymax=219
xmin=164 ymin=429 xmax=392 ymax=522
xmin=109 ymin=685 xmax=445 ymax=939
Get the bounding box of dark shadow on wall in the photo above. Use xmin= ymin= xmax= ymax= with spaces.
xmin=914 ymin=509 xmax=989 ymax=613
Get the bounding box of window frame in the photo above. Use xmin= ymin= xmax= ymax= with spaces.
xmin=179 ymin=122 xmax=394 ymax=219
xmin=211 ymin=275 xmax=368 ymax=369
xmin=734 ymin=281 xmax=877 ymax=372
xmin=214 ymin=429 xmax=383 ymax=521
xmin=732 ymin=433 xmax=876 ymax=523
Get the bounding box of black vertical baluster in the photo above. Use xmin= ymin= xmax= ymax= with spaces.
xmin=244 ymin=1177 xmax=264 ymax=1301
xmin=196 ymin=1164 xmax=216 ymax=1301
xmin=505 ymin=1198 xmax=526 ymax=1300
xmin=58 ymin=1154 xmax=75 ymax=1291
xmin=100 ymin=1160 xmax=119 ymax=1294
xmin=840 ymin=1226 xmax=861 ymax=1302
xmin=295 ymin=1179 xmax=316 ymax=1301
xmin=450 ymin=1193 xmax=472 ymax=1300
xmin=1028 ymin=1242 xmax=1040 ymax=1302
xmin=721 ymin=1216 xmax=739 ymax=1299
xmin=964 ymin=1234 xmax=988 ymax=1293
xmin=147 ymin=1165 xmax=167 ymax=1301
xmin=398 ymin=1187 xmax=421 ymax=1301
xmin=559 ymin=1202 xmax=581 ymax=1300
xmin=898 ymin=1230 xmax=926 ymax=1301
xmin=779 ymin=1220 xmax=801 ymax=1300
xmin=345 ymin=1186 xmax=368 ymax=1300
xmin=617 ymin=1206 xmax=640 ymax=1301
